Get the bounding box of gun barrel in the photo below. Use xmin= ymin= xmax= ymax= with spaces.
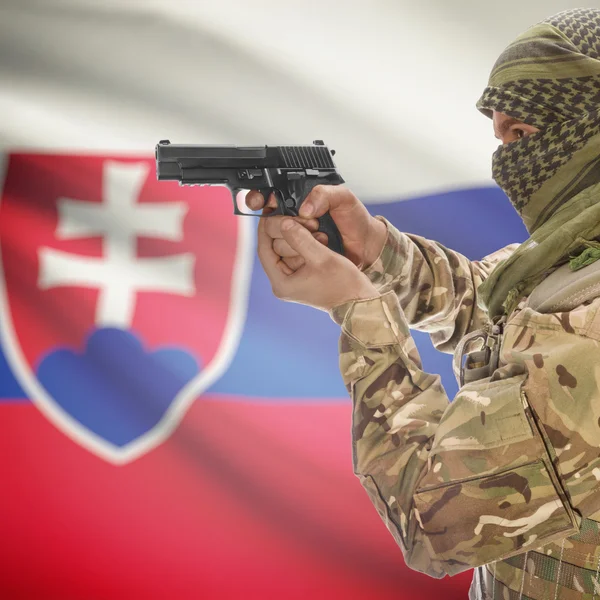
xmin=155 ymin=140 xmax=337 ymax=181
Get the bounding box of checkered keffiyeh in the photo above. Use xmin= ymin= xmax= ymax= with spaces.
xmin=477 ymin=8 xmax=600 ymax=233
xmin=476 ymin=9 xmax=600 ymax=318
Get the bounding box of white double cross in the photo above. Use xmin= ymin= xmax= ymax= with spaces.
xmin=38 ymin=161 xmax=196 ymax=328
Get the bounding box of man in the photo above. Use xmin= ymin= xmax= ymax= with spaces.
xmin=247 ymin=8 xmax=600 ymax=599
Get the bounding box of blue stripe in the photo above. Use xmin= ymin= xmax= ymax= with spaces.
xmin=208 ymin=185 xmax=527 ymax=401
xmin=0 ymin=185 xmax=527 ymax=403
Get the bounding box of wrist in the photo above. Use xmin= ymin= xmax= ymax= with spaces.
xmin=354 ymin=279 xmax=379 ymax=302
xmin=328 ymin=283 xmax=380 ymax=324
xmin=330 ymin=279 xmax=379 ymax=311
xmin=362 ymin=216 xmax=388 ymax=270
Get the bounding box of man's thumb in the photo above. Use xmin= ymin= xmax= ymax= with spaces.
xmin=280 ymin=219 xmax=326 ymax=262
xmin=299 ymin=185 xmax=355 ymax=218
xmin=299 ymin=186 xmax=331 ymax=218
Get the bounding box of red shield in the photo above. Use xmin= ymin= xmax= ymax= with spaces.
xmin=0 ymin=153 xmax=253 ymax=462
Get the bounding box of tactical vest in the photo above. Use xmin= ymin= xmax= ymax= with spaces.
xmin=470 ymin=518 xmax=600 ymax=599
xmin=455 ymin=259 xmax=600 ymax=600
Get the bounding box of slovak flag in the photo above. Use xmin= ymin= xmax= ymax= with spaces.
xmin=0 ymin=150 xmax=527 ymax=600
xmin=0 ymin=4 xmax=530 ymax=600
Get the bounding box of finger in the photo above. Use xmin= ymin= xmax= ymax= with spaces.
xmin=261 ymin=193 xmax=278 ymax=217
xmin=314 ymin=232 xmax=328 ymax=246
xmin=278 ymin=260 xmax=294 ymax=276
xmin=299 ymin=185 xmax=351 ymax=218
xmin=273 ymin=238 xmax=299 ymax=258
xmin=266 ymin=192 xmax=278 ymax=210
xmin=298 ymin=185 xmax=330 ymax=218
xmin=246 ymin=190 xmax=265 ymax=211
xmin=282 ymin=255 xmax=305 ymax=271
xmin=263 ymin=215 xmax=320 ymax=239
xmin=257 ymin=216 xmax=288 ymax=282
xmin=280 ymin=219 xmax=328 ymax=264
xmin=247 ymin=191 xmax=281 ymax=212
xmin=273 ymin=232 xmax=327 ymax=257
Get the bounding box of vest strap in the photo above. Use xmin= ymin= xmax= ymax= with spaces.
xmin=474 ymin=564 xmax=534 ymax=599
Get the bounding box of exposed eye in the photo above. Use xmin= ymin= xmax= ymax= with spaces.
xmin=512 ymin=127 xmax=526 ymax=139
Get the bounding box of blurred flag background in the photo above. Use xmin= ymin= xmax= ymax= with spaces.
xmin=0 ymin=1 xmax=586 ymax=598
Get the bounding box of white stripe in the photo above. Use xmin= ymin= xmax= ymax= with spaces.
xmin=0 ymin=0 xmax=587 ymax=200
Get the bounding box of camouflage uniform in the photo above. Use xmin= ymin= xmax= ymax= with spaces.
xmin=326 ymin=8 xmax=600 ymax=598
xmin=330 ymin=217 xmax=600 ymax=599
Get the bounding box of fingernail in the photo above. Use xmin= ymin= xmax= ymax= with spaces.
xmin=300 ymin=202 xmax=313 ymax=217
xmin=281 ymin=219 xmax=295 ymax=231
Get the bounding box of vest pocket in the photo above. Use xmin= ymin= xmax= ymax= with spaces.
xmin=414 ymin=459 xmax=579 ymax=575
xmin=428 ymin=374 xmax=532 ymax=457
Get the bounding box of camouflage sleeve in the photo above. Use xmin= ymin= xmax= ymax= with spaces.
xmin=363 ymin=216 xmax=519 ymax=353
xmin=330 ymin=291 xmax=580 ymax=578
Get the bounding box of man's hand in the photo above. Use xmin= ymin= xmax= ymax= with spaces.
xmin=258 ymin=216 xmax=379 ymax=312
xmin=246 ymin=186 xmax=388 ymax=271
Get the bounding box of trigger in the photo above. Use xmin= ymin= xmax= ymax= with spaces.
xmin=264 ymin=188 xmax=286 ymax=216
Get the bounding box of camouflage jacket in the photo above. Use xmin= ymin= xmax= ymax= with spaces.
xmin=330 ymin=217 xmax=600 ymax=580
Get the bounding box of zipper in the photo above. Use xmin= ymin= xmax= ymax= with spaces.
xmin=519 ymin=390 xmax=580 ymax=528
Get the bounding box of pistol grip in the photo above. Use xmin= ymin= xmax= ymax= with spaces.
xmin=292 ymin=180 xmax=345 ymax=256
xmin=315 ymin=212 xmax=344 ymax=255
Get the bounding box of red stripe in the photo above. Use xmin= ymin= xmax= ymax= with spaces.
xmin=0 ymin=398 xmax=471 ymax=599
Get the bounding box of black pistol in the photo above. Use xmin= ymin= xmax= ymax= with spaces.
xmin=155 ymin=140 xmax=345 ymax=255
